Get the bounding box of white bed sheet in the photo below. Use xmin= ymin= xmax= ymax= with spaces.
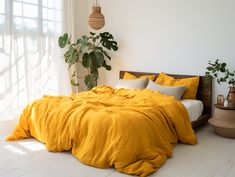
xmin=181 ymin=99 xmax=203 ymax=122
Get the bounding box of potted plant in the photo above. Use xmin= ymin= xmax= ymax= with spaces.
xmin=206 ymin=59 xmax=235 ymax=108
xmin=58 ymin=32 xmax=118 ymax=91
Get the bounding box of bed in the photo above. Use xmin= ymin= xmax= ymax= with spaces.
xmin=120 ymin=71 xmax=212 ymax=129
xmin=6 ymin=71 xmax=212 ymax=177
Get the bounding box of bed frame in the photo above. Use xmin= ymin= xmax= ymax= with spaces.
xmin=120 ymin=71 xmax=212 ymax=129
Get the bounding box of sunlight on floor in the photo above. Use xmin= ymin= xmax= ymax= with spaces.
xmin=4 ymin=141 xmax=46 ymax=155
xmin=19 ymin=141 xmax=46 ymax=151
xmin=4 ymin=145 xmax=26 ymax=155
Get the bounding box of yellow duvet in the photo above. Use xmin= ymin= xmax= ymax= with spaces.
xmin=7 ymin=86 xmax=197 ymax=177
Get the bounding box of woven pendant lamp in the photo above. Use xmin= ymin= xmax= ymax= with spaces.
xmin=88 ymin=0 xmax=105 ymax=30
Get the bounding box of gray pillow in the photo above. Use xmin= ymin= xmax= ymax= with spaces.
xmin=116 ymin=78 xmax=148 ymax=90
xmin=146 ymin=80 xmax=187 ymax=100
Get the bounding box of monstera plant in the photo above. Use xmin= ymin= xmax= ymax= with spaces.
xmin=58 ymin=32 xmax=118 ymax=90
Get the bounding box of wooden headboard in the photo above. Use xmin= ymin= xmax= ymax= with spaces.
xmin=120 ymin=71 xmax=212 ymax=128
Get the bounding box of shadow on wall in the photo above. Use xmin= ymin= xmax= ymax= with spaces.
xmin=98 ymin=56 xmax=124 ymax=87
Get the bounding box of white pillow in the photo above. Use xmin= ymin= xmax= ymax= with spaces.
xmin=116 ymin=78 xmax=148 ymax=90
xmin=146 ymin=80 xmax=187 ymax=100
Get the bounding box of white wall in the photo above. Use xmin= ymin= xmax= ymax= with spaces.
xmin=86 ymin=0 xmax=235 ymax=103
xmin=75 ymin=0 xmax=88 ymax=38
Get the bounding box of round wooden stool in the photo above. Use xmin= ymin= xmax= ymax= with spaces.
xmin=208 ymin=104 xmax=235 ymax=139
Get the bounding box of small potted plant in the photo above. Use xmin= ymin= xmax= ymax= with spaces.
xmin=58 ymin=32 xmax=118 ymax=91
xmin=206 ymin=59 xmax=235 ymax=108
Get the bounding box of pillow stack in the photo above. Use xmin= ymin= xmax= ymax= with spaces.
xmin=116 ymin=72 xmax=200 ymax=100
xmin=155 ymin=72 xmax=199 ymax=99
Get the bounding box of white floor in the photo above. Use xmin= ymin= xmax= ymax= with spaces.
xmin=0 ymin=119 xmax=235 ymax=177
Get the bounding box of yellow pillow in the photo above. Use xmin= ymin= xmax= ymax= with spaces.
xmin=155 ymin=72 xmax=199 ymax=99
xmin=123 ymin=72 xmax=156 ymax=81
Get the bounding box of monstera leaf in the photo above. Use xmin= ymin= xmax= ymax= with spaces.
xmin=93 ymin=52 xmax=105 ymax=68
xmin=77 ymin=35 xmax=88 ymax=46
xmin=102 ymin=60 xmax=111 ymax=70
xmin=77 ymin=35 xmax=94 ymax=51
xmin=82 ymin=53 xmax=91 ymax=68
xmin=100 ymin=32 xmax=118 ymax=51
xmin=84 ymin=74 xmax=98 ymax=90
xmin=58 ymin=33 xmax=69 ymax=48
xmin=67 ymin=46 xmax=79 ymax=65
xmin=96 ymin=46 xmax=111 ymax=60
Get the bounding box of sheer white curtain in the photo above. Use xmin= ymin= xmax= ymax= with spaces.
xmin=0 ymin=0 xmax=70 ymax=121
xmin=63 ymin=0 xmax=80 ymax=93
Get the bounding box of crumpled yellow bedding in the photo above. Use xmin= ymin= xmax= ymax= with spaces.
xmin=7 ymin=86 xmax=197 ymax=177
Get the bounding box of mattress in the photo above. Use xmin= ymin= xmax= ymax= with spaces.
xmin=181 ymin=99 xmax=203 ymax=122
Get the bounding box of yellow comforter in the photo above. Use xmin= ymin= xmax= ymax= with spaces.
xmin=7 ymin=86 xmax=196 ymax=177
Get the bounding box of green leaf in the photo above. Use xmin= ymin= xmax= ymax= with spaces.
xmin=90 ymin=66 xmax=99 ymax=79
xmin=77 ymin=35 xmax=89 ymax=45
xmin=100 ymin=32 xmax=118 ymax=51
xmin=82 ymin=35 xmax=88 ymax=42
xmin=94 ymin=52 xmax=105 ymax=68
xmin=220 ymin=77 xmax=226 ymax=82
xmin=82 ymin=53 xmax=91 ymax=68
xmin=77 ymin=39 xmax=82 ymax=44
xmin=96 ymin=47 xmax=111 ymax=60
xmin=102 ymin=50 xmax=111 ymax=60
xmin=67 ymin=46 xmax=79 ymax=64
xmin=64 ymin=51 xmax=70 ymax=63
xmin=102 ymin=60 xmax=111 ymax=70
xmin=88 ymin=51 xmax=104 ymax=68
xmin=206 ymin=66 xmax=213 ymax=71
xmin=220 ymin=63 xmax=226 ymax=72
xmin=90 ymin=32 xmax=96 ymax=36
xmin=58 ymin=33 xmax=69 ymax=48
xmin=71 ymin=79 xmax=80 ymax=87
xmin=221 ymin=63 xmax=227 ymax=68
xmin=84 ymin=75 xmax=97 ymax=90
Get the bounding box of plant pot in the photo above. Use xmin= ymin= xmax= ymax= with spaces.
xmin=227 ymin=87 xmax=235 ymax=108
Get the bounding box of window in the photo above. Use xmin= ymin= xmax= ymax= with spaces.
xmin=0 ymin=0 xmax=64 ymax=120
xmin=0 ymin=0 xmax=5 ymax=32
xmin=0 ymin=0 xmax=62 ymax=34
xmin=13 ymin=0 xmax=39 ymax=33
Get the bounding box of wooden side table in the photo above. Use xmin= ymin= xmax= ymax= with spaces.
xmin=208 ymin=104 xmax=235 ymax=138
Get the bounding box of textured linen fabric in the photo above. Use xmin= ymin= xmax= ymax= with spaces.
xmin=116 ymin=78 xmax=148 ymax=90
xmin=123 ymin=72 xmax=156 ymax=81
xmin=7 ymin=86 xmax=197 ymax=177
xmin=155 ymin=73 xmax=199 ymax=99
xmin=146 ymin=80 xmax=187 ymax=100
